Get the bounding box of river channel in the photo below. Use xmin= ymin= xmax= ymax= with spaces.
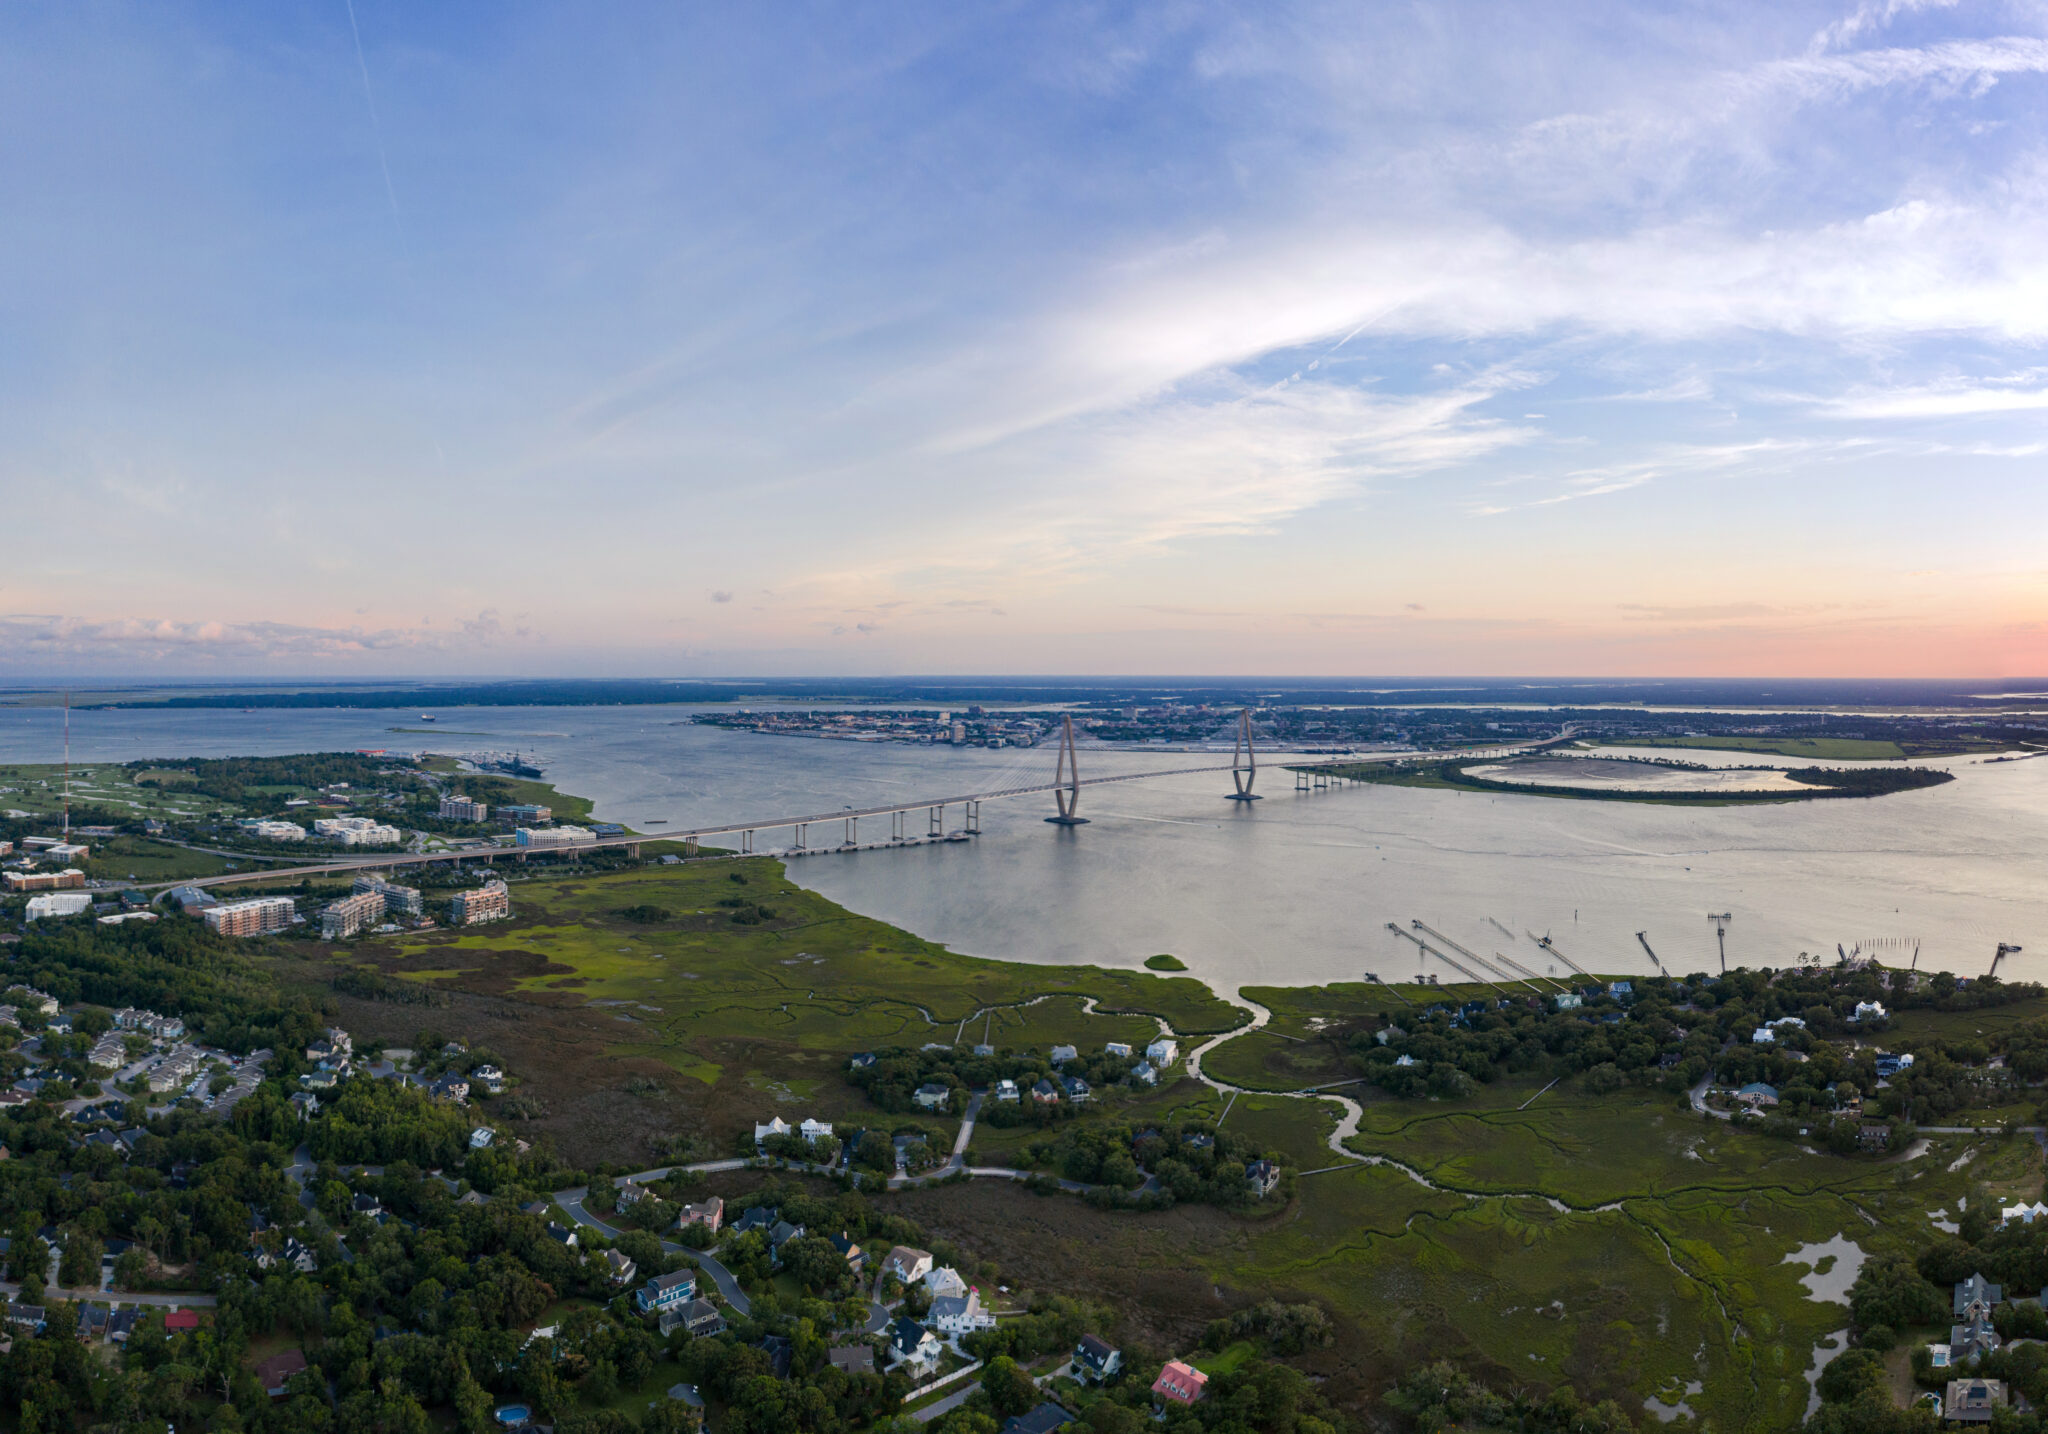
xmin=4 ymin=701 xmax=2047 ymax=993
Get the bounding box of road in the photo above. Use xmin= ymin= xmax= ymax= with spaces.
xmin=0 ymin=1280 xmax=215 ymax=1309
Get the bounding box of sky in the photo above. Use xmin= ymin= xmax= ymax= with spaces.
xmin=4 ymin=1 xmax=2048 ymax=680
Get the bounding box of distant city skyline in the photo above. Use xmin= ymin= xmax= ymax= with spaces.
xmin=4 ymin=2 xmax=2047 ymax=678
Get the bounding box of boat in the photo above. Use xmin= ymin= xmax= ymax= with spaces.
xmin=645 ymin=819 xmax=669 ymax=825
xmin=419 ymin=714 xmax=436 ymax=722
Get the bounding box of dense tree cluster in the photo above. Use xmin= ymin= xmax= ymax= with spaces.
xmin=1018 ymin=1118 xmax=1281 ymax=1210
xmin=848 ymin=1045 xmax=1142 ymax=1120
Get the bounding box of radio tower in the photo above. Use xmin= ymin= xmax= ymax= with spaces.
xmin=62 ymin=691 xmax=71 ymax=837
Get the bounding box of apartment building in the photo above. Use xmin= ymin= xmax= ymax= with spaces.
xmin=353 ymin=876 xmax=423 ymax=917
xmin=3 ymin=869 xmax=86 ymax=892
xmin=448 ymin=881 xmax=511 ymax=926
xmin=204 ymin=896 xmax=297 ymax=938
xmin=312 ymin=817 xmax=402 ymax=847
xmin=438 ymin=795 xmax=489 ymax=822
xmin=320 ymin=891 xmax=386 ymax=941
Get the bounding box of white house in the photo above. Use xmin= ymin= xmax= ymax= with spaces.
xmin=469 ymin=1127 xmax=495 ymax=1150
xmin=1104 ymin=1042 xmax=1132 ymax=1058
xmin=912 ymin=1084 xmax=949 ymax=1111
xmin=754 ymin=1116 xmax=791 ymax=1144
xmin=1852 ymin=1001 xmax=1889 ymax=1022
xmin=994 ymin=1079 xmax=1019 ymax=1102
xmin=2001 ymin=1200 xmax=2048 ymax=1228
xmin=1130 ymin=1062 xmax=1158 ymax=1086
xmin=1049 ymin=1045 xmax=1078 ymax=1065
xmin=882 ymin=1245 xmax=934 ymax=1284
xmin=924 ymin=1266 xmax=967 ymax=1300
xmin=889 ymin=1316 xmax=943 ymax=1380
xmin=928 ymin=1290 xmax=997 ymax=1337
xmin=1146 ymin=1038 xmax=1179 ymax=1067
xmin=799 ymin=1117 xmax=835 ymax=1144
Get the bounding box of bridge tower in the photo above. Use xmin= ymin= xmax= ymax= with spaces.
xmin=1045 ymin=714 xmax=1088 ymax=825
xmin=1227 ymin=708 xmax=1261 ymax=801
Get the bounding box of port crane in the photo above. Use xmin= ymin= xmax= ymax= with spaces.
xmin=1991 ymin=942 xmax=2022 ymax=979
xmin=1707 ymin=913 xmax=1731 ymax=974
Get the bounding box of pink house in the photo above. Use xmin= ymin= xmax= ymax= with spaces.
xmin=1152 ymin=1360 xmax=1209 ymax=1407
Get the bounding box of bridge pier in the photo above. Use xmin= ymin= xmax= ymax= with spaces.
xmin=740 ymin=830 xmax=754 ymax=855
xmin=1227 ymin=707 xmax=1261 ymax=801
xmin=929 ymin=804 xmax=944 ymax=837
xmin=626 ymin=843 xmax=640 ymax=859
xmin=891 ymin=810 xmax=905 ymax=842
xmin=1295 ymin=770 xmax=1310 ymax=792
xmin=1045 ymin=714 xmax=1089 ymax=825
xmin=965 ymin=800 xmax=981 ymax=835
xmin=685 ymin=836 xmax=698 ymax=856
xmin=842 ymin=816 xmax=858 ymax=849
xmin=793 ymin=822 xmax=808 ymax=851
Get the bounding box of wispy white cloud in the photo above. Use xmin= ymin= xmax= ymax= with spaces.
xmin=1816 ymin=375 xmax=2048 ymax=417
xmin=0 ymin=612 xmax=535 ymax=664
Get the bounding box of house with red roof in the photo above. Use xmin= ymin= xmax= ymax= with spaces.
xmin=1152 ymin=1359 xmax=1208 ymax=1408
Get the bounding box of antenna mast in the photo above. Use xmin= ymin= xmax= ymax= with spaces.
xmin=62 ymin=691 xmax=71 ymax=837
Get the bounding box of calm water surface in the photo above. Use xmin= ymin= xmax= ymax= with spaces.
xmin=4 ymin=703 xmax=2043 ymax=994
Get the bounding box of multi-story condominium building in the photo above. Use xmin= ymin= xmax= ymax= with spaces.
xmin=438 ymin=795 xmax=489 ymax=822
xmin=514 ymin=825 xmax=590 ymax=848
xmin=448 ymin=881 xmax=511 ymax=926
xmin=238 ymin=820 xmax=307 ymax=843
xmin=353 ymin=876 xmax=422 ymax=917
xmin=204 ymin=896 xmax=297 ymax=938
xmin=313 ymin=817 xmax=402 ymax=846
xmin=25 ymin=893 xmax=92 ymax=921
xmin=320 ymin=891 xmax=386 ymax=941
xmin=3 ymin=869 xmax=85 ymax=892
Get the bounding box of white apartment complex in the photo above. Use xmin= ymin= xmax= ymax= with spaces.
xmin=204 ymin=896 xmax=297 ymax=938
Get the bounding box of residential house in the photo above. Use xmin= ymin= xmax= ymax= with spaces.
xmin=731 ymin=1206 xmax=777 ymax=1235
xmin=1104 ymin=1042 xmax=1132 ymax=1058
xmin=1145 ymin=1038 xmax=1178 ymax=1067
xmin=1946 ymin=1377 xmax=2005 ymax=1424
xmin=1246 ymin=1159 xmax=1282 ymax=1198
xmin=1030 ymin=1078 xmax=1061 ymax=1104
xmin=288 ymin=1092 xmax=320 ymax=1120
xmin=616 ymin=1181 xmax=656 ymax=1209
xmin=882 ymin=1245 xmax=934 ymax=1284
xmin=1001 ymin=1404 xmax=1076 ymax=1434
xmin=828 ymin=1345 xmax=874 ymax=1376
xmin=1874 ymin=1051 xmax=1915 ymax=1078
xmin=2000 ymin=1202 xmax=2048 ymax=1229
xmin=888 ymin=1316 xmax=943 ymax=1380
xmin=1951 ymin=1317 xmax=2001 ymax=1363
xmin=831 ymin=1234 xmax=865 ymax=1273
xmin=1152 ymin=1360 xmax=1209 ymax=1408
xmin=427 ymin=1075 xmax=470 ymax=1105
xmin=1073 ymin=1333 xmax=1122 ymax=1383
xmin=352 ymin=1193 xmax=383 ymax=1218
xmin=924 ymin=1266 xmax=967 ymax=1300
xmin=758 ymin=1334 xmax=794 ymax=1380
xmin=768 ymin=1220 xmax=807 ymax=1261
xmin=1957 ymin=1274 xmax=2004 ymax=1318
xmin=754 ymin=1116 xmax=791 ymax=1145
xmin=75 ymin=1304 xmax=110 ymax=1341
xmin=603 ymin=1249 xmax=637 ymax=1286
xmin=165 ymin=1311 xmax=200 ymax=1333
xmin=973 ymin=1043 xmax=996 ymax=1057
xmin=1735 ymin=1083 xmax=1780 ymax=1108
xmin=469 ymin=1127 xmax=495 ymax=1150
xmin=912 ymin=1084 xmax=950 ymax=1111
xmin=256 ymin=1349 xmax=309 ymax=1399
xmin=6 ymin=1305 xmax=47 ymax=1333
xmin=546 ymin=1222 xmax=579 ymax=1249
xmin=799 ymin=1117 xmax=835 ymax=1144
xmin=471 ymin=1065 xmax=506 ymax=1094
xmin=281 ymin=1238 xmax=318 ymax=1273
xmin=994 ymin=1078 xmax=1020 ymax=1102
xmin=675 ymin=1298 xmax=726 ymax=1338
xmin=1851 ymin=1001 xmax=1889 ymax=1022
xmin=1049 ymin=1045 xmax=1078 ymax=1065
xmin=928 ymin=1291 xmax=997 ymax=1337
xmin=676 ymin=1197 xmax=724 ymax=1234
xmin=635 ymin=1269 xmax=697 ymax=1315
xmin=106 ymin=1308 xmax=140 ymax=1343
xmin=848 ymin=1052 xmax=877 ymax=1070
xmin=1129 ymin=1062 xmax=1157 ymax=1086
xmin=1607 ymin=981 xmax=1633 ymax=1000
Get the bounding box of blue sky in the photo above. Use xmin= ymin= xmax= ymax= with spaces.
xmin=4 ymin=1 xmax=2047 ymax=677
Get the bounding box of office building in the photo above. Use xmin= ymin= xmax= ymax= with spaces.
xmin=238 ymin=820 xmax=307 ymax=843
xmin=204 ymin=896 xmax=297 ymax=938
xmin=312 ymin=817 xmax=402 ymax=847
xmin=500 ymin=803 xmax=552 ymax=825
xmin=449 ymin=881 xmax=511 ymax=925
xmin=438 ymin=795 xmax=489 ymax=822
xmin=320 ymin=891 xmax=386 ymax=941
